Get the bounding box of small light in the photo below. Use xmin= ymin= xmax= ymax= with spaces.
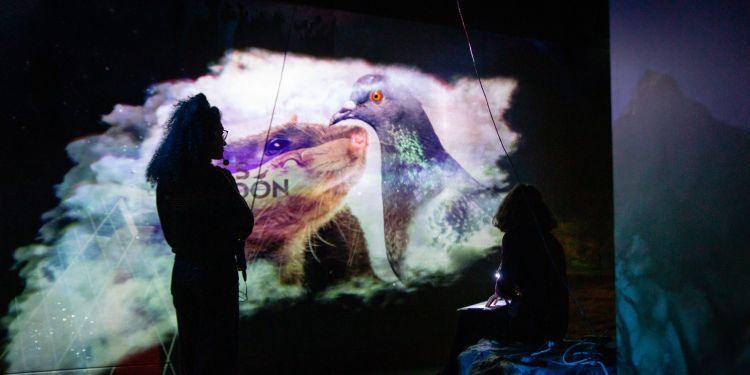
xmin=494 ymin=272 xmax=501 ymax=279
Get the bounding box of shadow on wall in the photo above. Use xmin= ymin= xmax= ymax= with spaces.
xmin=614 ymin=71 xmax=750 ymax=372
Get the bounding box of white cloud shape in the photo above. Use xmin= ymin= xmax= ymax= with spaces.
xmin=3 ymin=48 xmax=517 ymax=372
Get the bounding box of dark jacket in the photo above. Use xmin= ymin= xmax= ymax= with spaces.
xmin=156 ymin=164 xmax=253 ymax=266
xmin=496 ymin=227 xmax=569 ymax=342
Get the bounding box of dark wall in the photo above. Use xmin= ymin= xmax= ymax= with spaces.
xmin=610 ymin=1 xmax=750 ymax=372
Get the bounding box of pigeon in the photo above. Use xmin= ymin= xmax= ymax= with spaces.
xmin=330 ymin=74 xmax=492 ymax=279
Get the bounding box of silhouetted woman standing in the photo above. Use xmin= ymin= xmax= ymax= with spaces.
xmin=146 ymin=93 xmax=253 ymax=374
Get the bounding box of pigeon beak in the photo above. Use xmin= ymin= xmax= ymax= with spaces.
xmin=330 ymin=100 xmax=357 ymax=126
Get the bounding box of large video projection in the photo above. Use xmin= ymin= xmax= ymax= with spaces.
xmin=3 ymin=2 xmax=613 ymax=373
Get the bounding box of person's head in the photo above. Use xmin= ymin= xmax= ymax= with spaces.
xmin=493 ymin=184 xmax=556 ymax=232
xmin=146 ymin=93 xmax=226 ymax=185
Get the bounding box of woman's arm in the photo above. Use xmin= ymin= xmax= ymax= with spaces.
xmin=496 ymin=233 xmax=520 ymax=300
xmin=213 ymin=168 xmax=254 ymax=271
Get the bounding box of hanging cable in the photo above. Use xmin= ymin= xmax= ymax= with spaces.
xmin=238 ymin=4 xmax=298 ymax=295
xmin=455 ymin=0 xmax=598 ymax=337
xmin=249 ymin=4 xmax=298 ymax=212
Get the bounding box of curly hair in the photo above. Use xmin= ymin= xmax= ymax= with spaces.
xmin=493 ymin=184 xmax=556 ymax=232
xmin=146 ymin=93 xmax=221 ymax=185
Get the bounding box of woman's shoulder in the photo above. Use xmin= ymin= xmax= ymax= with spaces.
xmin=158 ymin=166 xmax=226 ymax=192
xmin=500 ymin=230 xmax=521 ymax=253
xmin=502 ymin=227 xmax=558 ymax=247
xmin=184 ymin=165 xmax=229 ymax=184
xmin=209 ymin=165 xmax=238 ymax=185
xmin=213 ymin=165 xmax=234 ymax=177
xmin=501 ymin=228 xmax=531 ymax=243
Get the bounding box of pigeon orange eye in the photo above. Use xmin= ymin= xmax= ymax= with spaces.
xmin=370 ymin=90 xmax=383 ymax=103
xmin=266 ymin=138 xmax=291 ymax=156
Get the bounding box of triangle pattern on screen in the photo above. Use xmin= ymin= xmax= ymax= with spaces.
xmin=3 ymin=198 xmax=177 ymax=373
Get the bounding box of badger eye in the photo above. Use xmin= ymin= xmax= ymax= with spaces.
xmin=370 ymin=90 xmax=383 ymax=103
xmin=265 ymin=138 xmax=291 ymax=156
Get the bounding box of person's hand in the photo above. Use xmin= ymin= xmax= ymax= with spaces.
xmin=485 ymin=293 xmax=500 ymax=308
xmin=236 ymin=250 xmax=248 ymax=282
xmin=235 ymin=245 xmax=247 ymax=272
xmin=236 ymin=256 xmax=247 ymax=272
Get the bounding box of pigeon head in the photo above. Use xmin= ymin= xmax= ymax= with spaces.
xmin=330 ymin=74 xmax=424 ymax=133
xmin=331 ymin=73 xmax=449 ymax=165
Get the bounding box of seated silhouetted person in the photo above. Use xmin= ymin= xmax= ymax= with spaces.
xmin=442 ymin=184 xmax=568 ymax=374
xmin=486 ymin=184 xmax=568 ymax=344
